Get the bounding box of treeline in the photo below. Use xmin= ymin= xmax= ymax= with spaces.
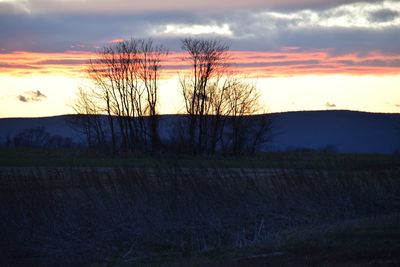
xmin=1 ymin=127 xmax=76 ymax=148
xmin=70 ymin=38 xmax=271 ymax=155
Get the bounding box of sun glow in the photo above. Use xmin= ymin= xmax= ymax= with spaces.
xmin=1 ymin=47 xmax=400 ymax=117
xmin=2 ymin=50 xmax=400 ymax=78
xmin=257 ymin=75 xmax=400 ymax=114
xmin=0 ymin=75 xmax=79 ymax=118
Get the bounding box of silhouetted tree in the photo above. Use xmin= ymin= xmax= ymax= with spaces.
xmin=13 ymin=127 xmax=50 ymax=147
xmin=179 ymin=38 xmax=271 ymax=154
xmin=71 ymin=37 xmax=270 ymax=155
xmin=224 ymin=80 xmax=272 ymax=154
xmin=72 ymin=38 xmax=167 ymax=154
xmin=5 ymin=134 xmax=12 ymax=147
xmin=47 ymin=134 xmax=75 ymax=148
xmin=11 ymin=127 xmax=76 ymax=148
xmin=68 ymin=88 xmax=108 ymax=151
xmin=180 ymin=38 xmax=229 ymax=153
xmin=137 ymin=39 xmax=168 ymax=151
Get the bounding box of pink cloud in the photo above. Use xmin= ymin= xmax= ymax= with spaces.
xmin=1 ymin=49 xmax=400 ymax=78
xmin=109 ymin=39 xmax=125 ymax=44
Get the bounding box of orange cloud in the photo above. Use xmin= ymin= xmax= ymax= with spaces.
xmin=109 ymin=39 xmax=125 ymax=44
xmin=0 ymin=51 xmax=92 ymax=77
xmin=1 ymin=49 xmax=399 ymax=79
xmin=227 ymin=50 xmax=400 ymax=77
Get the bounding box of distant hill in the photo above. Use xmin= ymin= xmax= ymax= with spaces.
xmin=0 ymin=110 xmax=399 ymax=154
xmin=0 ymin=115 xmax=79 ymax=142
xmin=267 ymin=110 xmax=400 ymax=154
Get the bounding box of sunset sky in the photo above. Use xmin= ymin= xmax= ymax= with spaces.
xmin=0 ymin=0 xmax=400 ymax=117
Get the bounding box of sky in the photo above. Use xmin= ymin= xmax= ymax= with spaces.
xmin=0 ymin=0 xmax=400 ymax=117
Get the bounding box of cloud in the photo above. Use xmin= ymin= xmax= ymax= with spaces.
xmin=160 ymin=23 xmax=233 ymax=36
xmin=108 ymin=39 xmax=125 ymax=44
xmin=17 ymin=95 xmax=28 ymax=102
xmin=36 ymin=59 xmax=87 ymax=65
xmin=0 ymin=1 xmax=31 ymax=14
xmin=0 ymin=1 xmax=398 ymax=55
xmin=369 ymin=9 xmax=399 ymax=22
xmin=0 ymin=1 xmax=399 ymax=78
xmin=336 ymin=59 xmax=400 ymax=68
xmin=17 ymin=90 xmax=47 ymax=102
xmin=0 ymin=0 xmax=369 ymax=14
xmin=326 ymin=102 xmax=336 ymax=108
xmin=2 ymin=49 xmax=400 ymax=78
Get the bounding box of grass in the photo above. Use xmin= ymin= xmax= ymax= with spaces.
xmin=0 ymin=147 xmax=399 ymax=170
xmin=116 ymin=214 xmax=400 ymax=266
xmin=0 ymin=162 xmax=399 ymax=266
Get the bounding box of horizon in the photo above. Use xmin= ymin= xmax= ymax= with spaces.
xmin=1 ymin=109 xmax=399 ymax=120
xmin=1 ymin=0 xmax=400 ymax=117
xmin=1 ymin=108 xmax=398 ymax=154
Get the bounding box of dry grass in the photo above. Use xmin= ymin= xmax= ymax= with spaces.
xmin=0 ymin=165 xmax=399 ymax=266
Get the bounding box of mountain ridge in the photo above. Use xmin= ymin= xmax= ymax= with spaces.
xmin=1 ymin=110 xmax=399 ymax=154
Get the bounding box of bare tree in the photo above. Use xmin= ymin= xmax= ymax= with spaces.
xmin=180 ymin=38 xmax=229 ymax=153
xmin=179 ymin=38 xmax=271 ymax=154
xmin=11 ymin=127 xmax=75 ymax=148
xmin=12 ymin=127 xmax=50 ymax=148
xmin=68 ymin=88 xmax=108 ymax=150
xmin=88 ymin=39 xmax=141 ymax=152
xmin=71 ymin=38 xmax=167 ymax=154
xmin=137 ymin=39 xmax=168 ymax=151
xmin=71 ymin=37 xmax=270 ymax=155
xmin=224 ymin=81 xmax=271 ymax=154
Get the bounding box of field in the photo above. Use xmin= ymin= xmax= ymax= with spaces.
xmin=0 ymin=149 xmax=399 ymax=266
xmin=1 ymin=147 xmax=400 ymax=170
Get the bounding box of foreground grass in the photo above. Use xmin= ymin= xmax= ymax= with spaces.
xmin=112 ymin=214 xmax=400 ymax=267
xmin=1 ymin=165 xmax=399 ymax=266
xmin=1 ymin=147 xmax=399 ymax=170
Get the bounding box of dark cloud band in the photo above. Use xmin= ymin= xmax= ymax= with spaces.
xmin=0 ymin=1 xmax=399 ymax=54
